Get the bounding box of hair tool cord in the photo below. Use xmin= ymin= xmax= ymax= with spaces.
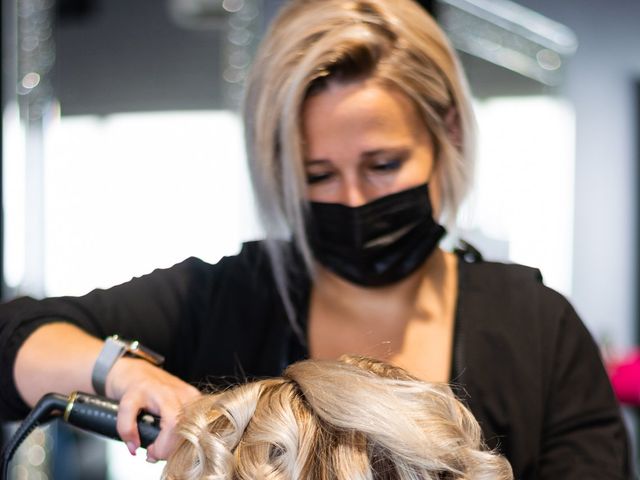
xmin=0 ymin=392 xmax=160 ymax=480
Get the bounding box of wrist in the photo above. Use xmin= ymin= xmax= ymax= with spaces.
xmin=105 ymin=356 xmax=150 ymax=399
xmin=92 ymin=335 xmax=164 ymax=397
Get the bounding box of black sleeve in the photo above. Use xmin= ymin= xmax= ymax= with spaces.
xmin=539 ymin=298 xmax=632 ymax=478
xmin=0 ymin=256 xmax=218 ymax=421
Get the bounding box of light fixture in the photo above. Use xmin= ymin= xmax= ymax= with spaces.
xmin=437 ymin=0 xmax=578 ymax=86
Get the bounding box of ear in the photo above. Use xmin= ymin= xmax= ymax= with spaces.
xmin=444 ymin=107 xmax=462 ymax=150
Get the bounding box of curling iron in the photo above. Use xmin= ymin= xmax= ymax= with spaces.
xmin=0 ymin=392 xmax=161 ymax=480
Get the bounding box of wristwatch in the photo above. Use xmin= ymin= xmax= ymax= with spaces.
xmin=91 ymin=335 xmax=165 ymax=397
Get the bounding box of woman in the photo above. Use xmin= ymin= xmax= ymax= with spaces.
xmin=162 ymin=356 xmax=513 ymax=479
xmin=0 ymin=0 xmax=630 ymax=477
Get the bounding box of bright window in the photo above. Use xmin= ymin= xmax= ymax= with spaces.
xmin=42 ymin=110 xmax=261 ymax=297
xmin=462 ymin=96 xmax=575 ymax=296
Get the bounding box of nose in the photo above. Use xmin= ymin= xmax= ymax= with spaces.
xmin=341 ymin=179 xmax=367 ymax=207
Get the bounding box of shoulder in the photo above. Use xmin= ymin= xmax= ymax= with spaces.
xmin=192 ymin=240 xmax=303 ymax=301
xmin=457 ymin=256 xmax=598 ymax=392
xmin=213 ymin=240 xmax=278 ymax=282
xmin=458 ymin=256 xmax=570 ymax=321
xmin=456 ymin=255 xmax=584 ymax=362
xmin=460 ymin=258 xmax=542 ymax=288
xmin=113 ymin=241 xmax=278 ymax=303
xmin=175 ymin=241 xmax=273 ymax=278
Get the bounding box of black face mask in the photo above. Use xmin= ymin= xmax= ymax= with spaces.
xmin=306 ymin=183 xmax=445 ymax=287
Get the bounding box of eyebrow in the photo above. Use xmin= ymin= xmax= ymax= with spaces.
xmin=305 ymin=146 xmax=411 ymax=164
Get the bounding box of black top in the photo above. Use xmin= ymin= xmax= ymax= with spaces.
xmin=0 ymin=241 xmax=631 ymax=479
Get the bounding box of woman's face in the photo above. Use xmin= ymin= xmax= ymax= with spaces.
xmin=302 ymin=78 xmax=439 ymax=210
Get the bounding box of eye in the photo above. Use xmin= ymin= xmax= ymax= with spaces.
xmin=370 ymin=158 xmax=403 ymax=172
xmin=306 ymin=172 xmax=334 ymax=184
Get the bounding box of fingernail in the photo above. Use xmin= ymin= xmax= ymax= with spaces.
xmin=127 ymin=442 xmax=137 ymax=455
xmin=146 ymin=455 xmax=158 ymax=464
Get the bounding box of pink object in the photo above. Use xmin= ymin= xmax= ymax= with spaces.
xmin=607 ymin=349 xmax=640 ymax=405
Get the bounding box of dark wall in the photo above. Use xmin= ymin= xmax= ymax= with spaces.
xmin=54 ymin=0 xmax=223 ymax=115
xmin=53 ymin=0 xmax=549 ymax=118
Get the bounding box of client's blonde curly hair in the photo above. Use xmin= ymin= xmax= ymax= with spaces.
xmin=162 ymin=356 xmax=512 ymax=480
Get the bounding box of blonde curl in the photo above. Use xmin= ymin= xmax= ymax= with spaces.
xmin=163 ymin=356 xmax=511 ymax=479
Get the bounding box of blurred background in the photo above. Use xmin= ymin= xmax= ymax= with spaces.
xmin=1 ymin=0 xmax=639 ymax=478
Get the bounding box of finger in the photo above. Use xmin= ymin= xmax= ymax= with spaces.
xmin=151 ymin=413 xmax=180 ymax=459
xmin=146 ymin=450 xmax=159 ymax=464
xmin=117 ymin=392 xmax=144 ymax=452
xmin=147 ymin=399 xmax=182 ymax=459
xmin=144 ymin=383 xmax=200 ymax=459
xmin=146 ymin=443 xmax=157 ymax=461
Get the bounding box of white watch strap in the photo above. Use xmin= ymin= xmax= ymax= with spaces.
xmin=92 ymin=336 xmax=127 ymax=397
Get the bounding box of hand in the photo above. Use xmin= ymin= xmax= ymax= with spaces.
xmin=105 ymin=357 xmax=201 ymax=461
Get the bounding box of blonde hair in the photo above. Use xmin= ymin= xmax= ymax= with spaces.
xmin=163 ymin=357 xmax=512 ymax=480
xmin=242 ymin=0 xmax=476 ymax=330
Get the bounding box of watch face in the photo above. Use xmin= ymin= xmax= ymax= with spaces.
xmin=130 ymin=342 xmax=165 ymax=366
xmin=109 ymin=335 xmax=164 ymax=366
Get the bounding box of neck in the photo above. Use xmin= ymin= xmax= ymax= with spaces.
xmin=313 ymin=248 xmax=453 ymax=324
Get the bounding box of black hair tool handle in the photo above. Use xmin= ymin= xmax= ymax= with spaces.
xmin=1 ymin=392 xmax=161 ymax=480
xmin=64 ymin=392 xmax=161 ymax=448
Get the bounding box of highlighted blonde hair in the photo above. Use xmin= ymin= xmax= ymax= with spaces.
xmin=242 ymin=0 xmax=476 ymax=330
xmin=163 ymin=357 xmax=512 ymax=479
